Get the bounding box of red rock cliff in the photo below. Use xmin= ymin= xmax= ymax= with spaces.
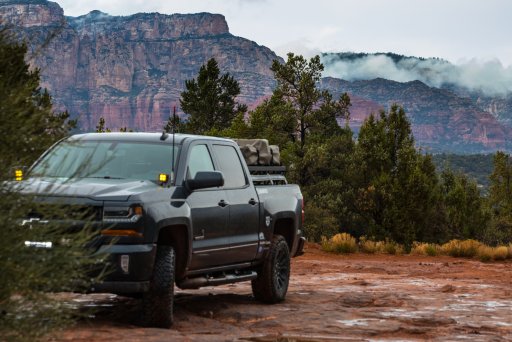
xmin=0 ymin=0 xmax=279 ymax=131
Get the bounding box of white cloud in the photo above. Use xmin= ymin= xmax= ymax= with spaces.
xmin=322 ymin=54 xmax=512 ymax=96
xmin=52 ymin=0 xmax=512 ymax=67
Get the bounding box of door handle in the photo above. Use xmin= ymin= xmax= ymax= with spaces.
xmin=249 ymin=198 xmax=257 ymax=205
xmin=218 ymin=199 xmax=229 ymax=207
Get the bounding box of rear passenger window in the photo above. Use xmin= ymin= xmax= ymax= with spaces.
xmin=188 ymin=144 xmax=214 ymax=178
xmin=213 ymin=145 xmax=247 ymax=188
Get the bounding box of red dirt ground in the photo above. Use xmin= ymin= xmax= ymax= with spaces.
xmin=58 ymin=243 xmax=512 ymax=341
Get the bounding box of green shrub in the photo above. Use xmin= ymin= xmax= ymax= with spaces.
xmin=383 ymin=239 xmax=404 ymax=255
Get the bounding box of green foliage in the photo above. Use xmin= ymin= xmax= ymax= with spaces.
xmin=95 ymin=117 xmax=111 ymax=132
xmin=178 ymin=50 xmax=502 ymax=251
xmin=163 ymin=112 xmax=183 ymax=134
xmin=351 ymin=105 xmax=441 ymax=246
xmin=488 ymin=151 xmax=512 ymax=215
xmin=439 ymin=170 xmax=488 ymax=241
xmin=96 ymin=116 xmax=133 ymax=132
xmin=303 ymin=202 xmax=338 ymax=243
xmin=237 ymin=94 xmax=296 ymax=147
xmin=0 ymin=31 xmax=76 ymax=174
xmin=267 ymin=53 xmax=351 ymax=185
xmin=0 ymin=32 xmax=103 ymax=341
xmin=180 ymin=58 xmax=247 ymax=134
xmin=432 ymin=153 xmax=493 ymax=191
xmin=483 ymin=151 xmax=512 ymax=245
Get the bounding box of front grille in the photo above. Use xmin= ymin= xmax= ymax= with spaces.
xmin=27 ymin=204 xmax=103 ymax=222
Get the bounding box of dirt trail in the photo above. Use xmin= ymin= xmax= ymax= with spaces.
xmin=60 ymin=244 xmax=512 ymax=341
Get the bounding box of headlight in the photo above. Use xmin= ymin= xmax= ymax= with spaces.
xmin=103 ymin=205 xmax=143 ymax=223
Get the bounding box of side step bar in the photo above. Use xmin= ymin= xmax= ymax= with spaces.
xmin=177 ymin=271 xmax=257 ymax=289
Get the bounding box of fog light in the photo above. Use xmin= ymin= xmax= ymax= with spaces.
xmin=120 ymin=254 xmax=129 ymax=274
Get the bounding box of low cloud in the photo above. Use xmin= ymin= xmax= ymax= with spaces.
xmin=321 ymin=53 xmax=512 ymax=96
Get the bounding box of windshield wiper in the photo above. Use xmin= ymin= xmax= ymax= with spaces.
xmin=85 ymin=176 xmax=125 ymax=180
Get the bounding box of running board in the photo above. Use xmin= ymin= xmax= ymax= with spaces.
xmin=177 ymin=271 xmax=257 ymax=289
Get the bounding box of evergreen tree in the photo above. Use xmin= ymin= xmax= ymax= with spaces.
xmin=269 ymin=54 xmax=350 ymax=148
xmin=0 ymin=32 xmax=76 ymax=175
xmin=0 ymin=32 xmax=100 ymax=341
xmin=227 ymin=53 xmax=353 ymax=240
xmin=180 ymin=58 xmax=247 ymax=134
xmin=163 ymin=113 xmax=183 ymax=134
xmin=439 ymin=169 xmax=487 ymax=241
xmin=353 ymin=105 xmax=440 ymax=246
xmin=266 ymin=53 xmax=351 ymax=186
xmin=95 ymin=117 xmax=111 ymax=132
xmin=488 ymin=151 xmax=512 ymax=215
xmin=484 ymin=151 xmax=512 ymax=244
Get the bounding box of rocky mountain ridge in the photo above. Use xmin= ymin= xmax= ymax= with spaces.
xmin=1 ymin=0 xmax=511 ymax=153
xmin=0 ymin=0 xmax=279 ymax=131
xmin=321 ymin=77 xmax=510 ymax=153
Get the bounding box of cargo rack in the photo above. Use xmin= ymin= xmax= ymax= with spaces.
xmin=248 ymin=166 xmax=287 ymax=185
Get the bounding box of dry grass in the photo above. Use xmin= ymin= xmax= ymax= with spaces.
xmin=323 ymin=234 xmax=405 ymax=255
xmin=322 ymin=234 xmax=512 ymax=262
xmin=321 ymin=233 xmax=358 ymax=254
xmin=411 ymin=242 xmax=440 ymax=256
xmin=440 ymin=239 xmax=482 ymax=258
xmin=358 ymin=236 xmax=380 ymax=254
xmin=381 ymin=239 xmax=405 ymax=255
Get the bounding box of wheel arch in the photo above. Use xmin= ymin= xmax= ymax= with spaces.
xmin=273 ymin=217 xmax=295 ymax=252
xmin=157 ymin=224 xmax=189 ymax=280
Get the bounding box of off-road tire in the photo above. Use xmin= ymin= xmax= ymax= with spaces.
xmin=142 ymin=245 xmax=175 ymax=328
xmin=251 ymin=235 xmax=290 ymax=303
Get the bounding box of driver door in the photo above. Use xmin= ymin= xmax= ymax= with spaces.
xmin=186 ymin=143 xmax=230 ymax=270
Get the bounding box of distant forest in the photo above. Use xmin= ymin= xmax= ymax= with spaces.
xmin=321 ymin=51 xmax=446 ymax=63
xmin=432 ymin=153 xmax=495 ymax=191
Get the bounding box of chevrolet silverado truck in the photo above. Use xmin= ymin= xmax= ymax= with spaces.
xmin=19 ymin=132 xmax=305 ymax=328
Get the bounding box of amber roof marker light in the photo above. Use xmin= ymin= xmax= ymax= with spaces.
xmin=159 ymin=173 xmax=169 ymax=185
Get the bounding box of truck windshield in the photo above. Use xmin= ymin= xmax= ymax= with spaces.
xmin=31 ymin=139 xmax=179 ymax=181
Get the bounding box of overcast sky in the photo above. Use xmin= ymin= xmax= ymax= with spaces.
xmin=52 ymin=0 xmax=512 ymax=67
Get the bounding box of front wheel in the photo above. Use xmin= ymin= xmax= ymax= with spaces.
xmin=251 ymin=235 xmax=290 ymax=303
xmin=142 ymin=245 xmax=175 ymax=328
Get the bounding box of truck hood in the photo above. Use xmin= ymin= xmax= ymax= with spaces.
xmin=17 ymin=177 xmax=158 ymax=201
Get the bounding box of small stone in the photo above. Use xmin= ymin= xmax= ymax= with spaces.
xmin=440 ymin=284 xmax=455 ymax=292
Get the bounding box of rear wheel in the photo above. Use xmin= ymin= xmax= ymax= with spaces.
xmin=251 ymin=235 xmax=290 ymax=303
xmin=142 ymin=245 xmax=175 ymax=328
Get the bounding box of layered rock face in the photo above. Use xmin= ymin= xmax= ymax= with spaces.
xmin=1 ymin=1 xmax=511 ymax=153
xmin=0 ymin=0 xmax=278 ymax=131
xmin=321 ymin=77 xmax=511 ymax=153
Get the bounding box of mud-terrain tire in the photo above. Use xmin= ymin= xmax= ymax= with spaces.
xmin=251 ymin=235 xmax=290 ymax=303
xmin=142 ymin=245 xmax=175 ymax=328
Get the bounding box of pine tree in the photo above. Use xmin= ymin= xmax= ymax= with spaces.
xmin=0 ymin=32 xmax=75 ymax=175
xmin=353 ymin=105 xmax=440 ymax=246
xmin=0 ymin=31 xmax=100 ymax=341
xmin=180 ymin=58 xmax=247 ymax=134
xmin=484 ymin=151 xmax=512 ymax=244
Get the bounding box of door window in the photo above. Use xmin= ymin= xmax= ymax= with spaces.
xmin=213 ymin=145 xmax=247 ymax=188
xmin=188 ymin=144 xmax=214 ymax=178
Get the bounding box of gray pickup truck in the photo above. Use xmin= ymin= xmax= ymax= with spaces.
xmin=20 ymin=132 xmax=304 ymax=328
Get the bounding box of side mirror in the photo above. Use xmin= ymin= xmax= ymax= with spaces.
xmin=186 ymin=171 xmax=224 ymax=191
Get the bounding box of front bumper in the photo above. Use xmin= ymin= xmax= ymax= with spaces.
xmin=91 ymin=243 xmax=157 ymax=294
